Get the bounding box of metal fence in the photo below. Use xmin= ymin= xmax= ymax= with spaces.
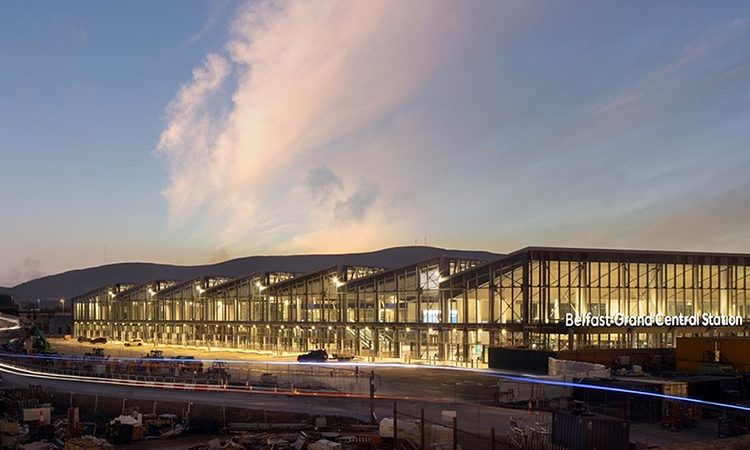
xmin=0 ymin=355 xmax=378 ymax=393
xmin=390 ymin=402 xmax=575 ymax=450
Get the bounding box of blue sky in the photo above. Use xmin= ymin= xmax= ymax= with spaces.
xmin=1 ymin=1 xmax=749 ymax=286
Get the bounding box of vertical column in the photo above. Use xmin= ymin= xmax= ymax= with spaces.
xmin=568 ymin=329 xmax=574 ymax=351
xmin=522 ymin=255 xmax=531 ymax=347
xmin=439 ymin=330 xmax=448 ymax=360
xmin=462 ymin=329 xmax=469 ymax=362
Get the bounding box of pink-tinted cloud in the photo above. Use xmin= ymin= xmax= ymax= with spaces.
xmin=156 ymin=1 xmax=532 ymax=252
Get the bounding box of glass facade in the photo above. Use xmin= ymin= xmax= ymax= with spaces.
xmin=73 ymin=248 xmax=750 ymax=363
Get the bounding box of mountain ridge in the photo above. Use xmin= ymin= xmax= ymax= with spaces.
xmin=7 ymin=246 xmax=501 ymax=305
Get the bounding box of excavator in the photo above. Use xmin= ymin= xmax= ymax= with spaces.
xmin=1 ymin=323 xmax=51 ymax=354
xmin=27 ymin=325 xmax=51 ymax=353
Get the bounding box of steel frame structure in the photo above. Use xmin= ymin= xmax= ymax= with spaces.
xmin=73 ymin=248 xmax=750 ymax=363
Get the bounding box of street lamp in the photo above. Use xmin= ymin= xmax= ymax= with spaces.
xmin=59 ymin=299 xmax=65 ymax=313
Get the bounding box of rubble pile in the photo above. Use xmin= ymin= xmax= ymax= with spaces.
xmin=1 ymin=385 xmax=406 ymax=450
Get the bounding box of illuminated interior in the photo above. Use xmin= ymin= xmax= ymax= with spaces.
xmin=73 ymin=248 xmax=750 ymax=363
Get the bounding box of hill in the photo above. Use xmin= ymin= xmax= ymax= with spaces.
xmin=8 ymin=246 xmax=500 ymax=305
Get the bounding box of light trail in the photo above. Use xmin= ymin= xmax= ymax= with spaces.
xmin=0 ymin=351 xmax=496 ymax=373
xmin=0 ymin=360 xmax=440 ymax=404
xmin=496 ymin=374 xmax=750 ymax=413
xmin=0 ymin=314 xmax=21 ymax=332
xmin=2 ymin=352 xmax=750 ymax=414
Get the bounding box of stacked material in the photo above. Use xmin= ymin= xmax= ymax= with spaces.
xmin=64 ymin=435 xmax=114 ymax=450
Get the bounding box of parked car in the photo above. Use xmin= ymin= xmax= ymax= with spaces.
xmin=77 ymin=336 xmax=90 ymax=343
xmin=90 ymin=337 xmax=107 ymax=344
xmin=297 ymin=349 xmax=329 ymax=362
xmin=124 ymin=338 xmax=143 ymax=346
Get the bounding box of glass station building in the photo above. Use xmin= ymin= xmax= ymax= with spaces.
xmin=73 ymin=247 xmax=750 ymax=363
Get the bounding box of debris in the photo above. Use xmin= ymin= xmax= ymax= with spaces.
xmin=1 ymin=418 xmax=21 ymax=448
xmin=64 ymin=435 xmax=114 ymax=450
xmin=109 ymin=414 xmax=140 ymax=426
xmin=308 ymin=439 xmax=342 ymax=450
xmin=225 ymin=422 xmax=310 ymax=432
xmin=23 ymin=406 xmax=53 ymax=425
xmin=159 ymin=423 xmax=185 ymax=438
xmin=19 ymin=442 xmax=56 ymax=450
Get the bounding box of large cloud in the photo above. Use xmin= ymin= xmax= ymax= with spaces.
xmin=156 ymin=0 xmax=525 ymax=252
xmin=157 ymin=1 xmax=750 ymax=257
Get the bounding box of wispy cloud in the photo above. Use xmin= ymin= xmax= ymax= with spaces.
xmin=184 ymin=0 xmax=231 ymax=46
xmin=570 ymin=18 xmax=749 ymax=145
xmin=156 ymin=0 xmax=527 ymax=251
xmin=156 ymin=2 xmax=750 ymax=258
xmin=157 ymin=52 xmax=230 ymax=223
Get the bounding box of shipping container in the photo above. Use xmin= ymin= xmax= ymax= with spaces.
xmin=552 ymin=411 xmax=629 ymax=450
xmin=677 ymin=337 xmax=750 ymax=373
xmin=558 ymin=348 xmax=675 ymax=371
xmin=487 ymin=348 xmax=555 ymax=373
xmin=572 ymin=377 xmax=688 ymax=423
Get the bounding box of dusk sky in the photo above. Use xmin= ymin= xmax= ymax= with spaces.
xmin=2 ymin=1 xmax=750 ymax=287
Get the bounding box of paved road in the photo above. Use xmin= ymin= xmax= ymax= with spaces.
xmin=0 ymin=364 xmax=539 ymax=439
xmin=0 ymin=349 xmax=719 ymax=449
xmin=51 ymin=339 xmax=555 ymax=403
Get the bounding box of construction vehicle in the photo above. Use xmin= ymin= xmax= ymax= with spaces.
xmin=2 ymin=338 xmax=25 ymax=354
xmin=33 ymin=328 xmax=50 ymax=353
xmin=206 ymin=361 xmax=231 ymax=381
xmin=175 ymin=356 xmax=203 ymax=376
xmin=141 ymin=349 xmax=174 ymax=376
xmin=145 ymin=349 xmax=164 ymax=359
xmin=0 ymin=323 xmax=49 ymax=357
xmin=81 ymin=346 xmax=109 ymax=375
